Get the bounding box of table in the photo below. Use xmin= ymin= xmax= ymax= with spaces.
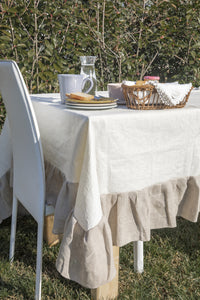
xmin=1 ymin=90 xmax=200 ymax=291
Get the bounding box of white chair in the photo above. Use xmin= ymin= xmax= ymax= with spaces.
xmin=0 ymin=60 xmax=45 ymax=300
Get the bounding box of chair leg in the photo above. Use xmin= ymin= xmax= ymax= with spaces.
xmin=35 ymin=222 xmax=44 ymax=300
xmin=9 ymin=194 xmax=18 ymax=263
xmin=133 ymin=241 xmax=144 ymax=273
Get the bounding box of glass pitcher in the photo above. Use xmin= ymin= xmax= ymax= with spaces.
xmin=80 ymin=56 xmax=97 ymax=95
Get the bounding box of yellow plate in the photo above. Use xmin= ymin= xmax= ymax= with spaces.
xmin=66 ymin=97 xmax=117 ymax=104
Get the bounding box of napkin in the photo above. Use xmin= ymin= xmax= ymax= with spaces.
xmin=151 ymin=82 xmax=192 ymax=106
xmin=122 ymin=80 xmax=136 ymax=86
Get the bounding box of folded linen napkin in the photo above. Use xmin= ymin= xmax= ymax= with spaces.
xmin=122 ymin=80 xmax=136 ymax=86
xmin=150 ymin=82 xmax=192 ymax=106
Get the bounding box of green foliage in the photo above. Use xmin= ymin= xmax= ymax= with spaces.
xmin=0 ymin=0 xmax=199 ymax=113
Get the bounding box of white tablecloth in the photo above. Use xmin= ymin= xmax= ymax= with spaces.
xmin=1 ymin=91 xmax=200 ymax=230
xmin=1 ymin=89 xmax=200 ymax=288
xmin=29 ymin=91 xmax=200 ymax=230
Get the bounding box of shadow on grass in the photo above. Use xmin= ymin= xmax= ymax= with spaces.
xmin=0 ymin=278 xmax=33 ymax=300
xmin=151 ymin=216 xmax=200 ymax=257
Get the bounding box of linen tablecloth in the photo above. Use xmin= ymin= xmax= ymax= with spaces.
xmin=1 ymin=90 xmax=200 ymax=288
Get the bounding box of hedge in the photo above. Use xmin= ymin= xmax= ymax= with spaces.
xmin=0 ymin=0 xmax=200 ymax=96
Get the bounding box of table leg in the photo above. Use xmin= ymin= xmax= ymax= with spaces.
xmin=43 ymin=214 xmax=62 ymax=247
xmin=133 ymin=241 xmax=144 ymax=273
xmin=91 ymin=246 xmax=119 ymax=300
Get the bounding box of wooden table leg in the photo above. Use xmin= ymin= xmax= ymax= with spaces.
xmin=43 ymin=214 xmax=62 ymax=247
xmin=91 ymin=246 xmax=119 ymax=300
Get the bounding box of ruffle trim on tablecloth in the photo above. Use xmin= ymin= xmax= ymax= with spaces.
xmin=1 ymin=161 xmax=200 ymax=288
xmin=54 ymin=173 xmax=200 ymax=288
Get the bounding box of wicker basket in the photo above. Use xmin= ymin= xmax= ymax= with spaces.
xmin=122 ymin=84 xmax=193 ymax=110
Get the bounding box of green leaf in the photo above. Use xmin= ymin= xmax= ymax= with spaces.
xmin=27 ymin=49 xmax=35 ymax=58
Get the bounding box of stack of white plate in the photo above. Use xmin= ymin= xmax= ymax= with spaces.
xmin=65 ymin=97 xmax=118 ymax=110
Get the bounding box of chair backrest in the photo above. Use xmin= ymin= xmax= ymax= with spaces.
xmin=0 ymin=60 xmax=45 ymax=224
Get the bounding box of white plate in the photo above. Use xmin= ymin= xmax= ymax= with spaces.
xmin=65 ymin=103 xmax=118 ymax=110
xmin=66 ymin=101 xmax=117 ymax=107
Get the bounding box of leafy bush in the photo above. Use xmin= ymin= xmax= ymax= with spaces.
xmin=0 ymin=0 xmax=199 ymax=96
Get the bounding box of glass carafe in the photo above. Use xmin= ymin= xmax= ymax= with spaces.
xmin=80 ymin=56 xmax=97 ymax=95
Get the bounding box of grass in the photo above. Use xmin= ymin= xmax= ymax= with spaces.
xmin=0 ymin=216 xmax=200 ymax=299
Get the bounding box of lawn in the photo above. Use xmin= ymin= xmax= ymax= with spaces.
xmin=0 ymin=215 xmax=200 ymax=299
